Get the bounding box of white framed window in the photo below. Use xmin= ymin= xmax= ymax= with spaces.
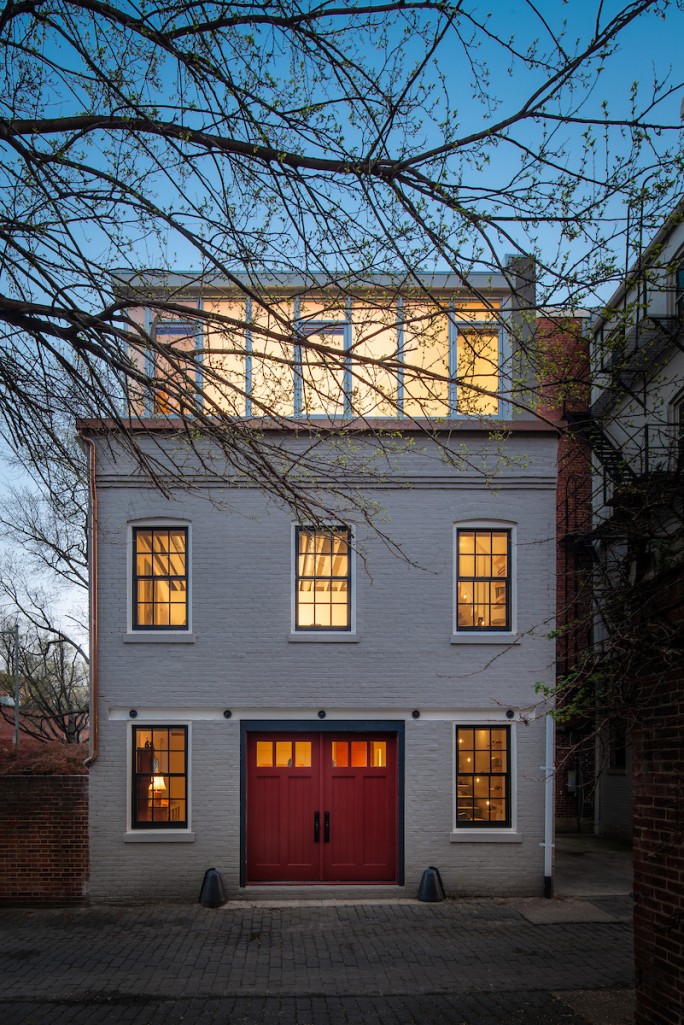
xmin=291 ymin=524 xmax=356 ymax=634
xmin=452 ymin=718 xmax=520 ymax=841
xmin=125 ymin=720 xmax=194 ymax=841
xmin=452 ymin=521 xmax=517 ymax=641
xmin=126 ymin=519 xmax=193 ymax=639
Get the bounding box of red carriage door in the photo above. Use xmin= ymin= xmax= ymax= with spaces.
xmin=246 ymin=734 xmax=320 ymax=882
xmin=323 ymin=734 xmax=398 ymax=883
xmin=246 ymin=732 xmax=398 ymax=884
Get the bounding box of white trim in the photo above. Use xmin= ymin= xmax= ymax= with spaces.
xmin=110 ymin=706 xmax=534 ymax=723
xmin=123 ymin=632 xmax=195 ymax=644
xmin=290 ymin=522 xmax=356 ymax=634
xmin=124 ymin=831 xmax=195 ymax=843
xmin=450 ymin=831 xmax=522 ymax=843
xmin=288 ymin=632 xmax=360 ymax=643
xmin=126 ymin=518 xmax=192 ymax=635
xmin=452 ymin=519 xmax=517 ymax=636
xmin=450 ymin=633 xmax=520 ymax=646
xmin=126 ymin=719 xmax=193 ymax=835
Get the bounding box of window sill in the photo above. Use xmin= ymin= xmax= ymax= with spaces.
xmin=123 ymin=831 xmax=195 ymax=842
xmin=288 ymin=632 xmax=360 ymax=643
xmin=450 ymin=633 xmax=520 ymax=646
xmin=450 ymin=830 xmax=522 ymax=843
xmin=123 ymin=632 xmax=195 ymax=644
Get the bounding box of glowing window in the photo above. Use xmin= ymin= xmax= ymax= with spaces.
xmin=456 ymin=726 xmax=510 ymax=827
xmin=456 ymin=529 xmax=510 ymax=631
xmin=295 ymin=527 xmax=351 ymax=630
xmin=133 ymin=528 xmax=188 ymax=630
xmin=132 ymin=725 xmax=187 ymax=829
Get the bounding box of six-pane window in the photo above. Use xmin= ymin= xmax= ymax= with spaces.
xmin=456 ymin=727 xmax=510 ymax=827
xmin=295 ymin=527 xmax=351 ymax=630
xmin=456 ymin=529 xmax=510 ymax=630
xmin=132 ymin=726 xmax=188 ymax=828
xmin=133 ymin=527 xmax=188 ymax=629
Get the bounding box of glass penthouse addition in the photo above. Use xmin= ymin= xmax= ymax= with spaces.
xmin=140 ymin=277 xmax=511 ymax=421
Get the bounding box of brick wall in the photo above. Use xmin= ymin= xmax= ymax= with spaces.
xmin=536 ymin=315 xmax=595 ymax=832
xmin=0 ymin=775 xmax=88 ymax=905
xmin=633 ymin=568 xmax=684 ymax=1025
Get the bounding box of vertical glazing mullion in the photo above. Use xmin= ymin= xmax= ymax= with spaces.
xmin=497 ymin=323 xmax=504 ymax=417
xmin=144 ymin=307 xmax=154 ymax=416
xmin=396 ymin=297 xmax=404 ymax=415
xmin=344 ymin=296 xmax=353 ymax=415
xmin=293 ymin=296 xmax=302 ymax=417
xmin=194 ymin=298 xmax=204 ymax=411
xmin=245 ymin=297 xmax=253 ymax=418
xmin=448 ymin=304 xmax=457 ymax=414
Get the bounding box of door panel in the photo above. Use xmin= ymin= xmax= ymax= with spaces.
xmin=246 ymin=731 xmax=397 ymax=884
xmin=247 ymin=733 xmax=320 ymax=882
xmin=323 ymin=738 xmax=397 ymax=882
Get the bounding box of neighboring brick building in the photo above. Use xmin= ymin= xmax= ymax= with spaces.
xmin=586 ymin=199 xmax=684 ymax=1025
xmin=81 ymin=268 xmax=562 ymax=902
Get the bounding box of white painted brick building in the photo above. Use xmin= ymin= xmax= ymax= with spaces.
xmin=82 ymin=272 xmax=558 ymax=901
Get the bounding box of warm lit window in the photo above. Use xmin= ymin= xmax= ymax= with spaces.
xmin=132 ymin=726 xmax=188 ymax=829
xmin=299 ymin=322 xmax=349 ymax=416
xmin=133 ymin=527 xmax=188 ymax=629
xmin=456 ymin=529 xmax=510 ymax=630
xmin=453 ymin=325 xmax=500 ymax=415
xmin=456 ymin=726 xmax=510 ymax=827
xmin=152 ymin=323 xmax=199 ymax=415
xmin=295 ymin=527 xmax=351 ymax=630
xmin=194 ymin=296 xmax=503 ymax=419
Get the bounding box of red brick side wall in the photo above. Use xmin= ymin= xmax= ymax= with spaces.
xmin=536 ymin=316 xmax=594 ymax=829
xmin=633 ymin=570 xmax=684 ymax=1025
xmin=0 ymin=775 xmax=88 ymax=905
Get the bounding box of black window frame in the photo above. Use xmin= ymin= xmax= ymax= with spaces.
xmin=294 ymin=525 xmax=352 ymax=631
xmin=456 ymin=725 xmax=511 ymax=829
xmin=456 ymin=527 xmax=512 ymax=632
xmin=131 ymin=724 xmax=188 ymax=830
xmin=132 ymin=526 xmax=189 ymax=631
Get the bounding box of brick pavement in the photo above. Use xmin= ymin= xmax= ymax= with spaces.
xmin=0 ymin=898 xmax=634 ymax=1025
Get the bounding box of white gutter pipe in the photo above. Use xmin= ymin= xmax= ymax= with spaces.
xmin=543 ymin=711 xmax=555 ymax=897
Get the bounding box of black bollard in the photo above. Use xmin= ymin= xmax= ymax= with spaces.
xmin=417 ymin=866 xmax=446 ymax=902
xmin=199 ymin=867 xmax=227 ymax=907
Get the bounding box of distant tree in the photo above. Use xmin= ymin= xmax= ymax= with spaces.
xmin=0 ymin=620 xmax=88 ymax=744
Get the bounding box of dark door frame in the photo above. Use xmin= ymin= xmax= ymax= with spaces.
xmin=240 ymin=719 xmax=405 ymax=886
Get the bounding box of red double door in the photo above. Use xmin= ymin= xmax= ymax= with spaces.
xmin=246 ymin=732 xmax=398 ymax=883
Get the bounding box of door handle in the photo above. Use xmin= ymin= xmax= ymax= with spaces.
xmin=324 ymin=811 xmax=330 ymax=843
xmin=314 ymin=810 xmax=320 ymax=843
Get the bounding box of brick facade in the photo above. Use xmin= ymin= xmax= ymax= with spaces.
xmin=633 ymin=568 xmax=684 ymax=1025
xmin=0 ymin=775 xmax=89 ymax=905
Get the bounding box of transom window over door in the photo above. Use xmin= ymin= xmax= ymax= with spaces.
xmin=295 ymin=527 xmax=351 ymax=630
xmin=133 ymin=527 xmax=188 ymax=629
xmin=456 ymin=528 xmax=511 ymax=630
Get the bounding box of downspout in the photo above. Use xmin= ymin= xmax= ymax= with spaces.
xmin=83 ymin=437 xmax=99 ymax=768
xmin=543 ymin=710 xmax=555 ymax=897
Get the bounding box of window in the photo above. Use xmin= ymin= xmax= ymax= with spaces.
xmin=456 ymin=727 xmax=510 ymax=827
xmin=133 ymin=527 xmax=188 ymax=629
xmin=152 ymin=322 xmax=200 ymax=414
xmin=456 ymin=529 xmax=511 ymax=631
xmin=676 ymin=258 xmax=684 ymax=319
xmin=197 ymin=296 xmax=503 ymax=419
xmin=132 ymin=726 xmax=188 ymax=829
xmin=295 ymin=526 xmax=351 ymax=630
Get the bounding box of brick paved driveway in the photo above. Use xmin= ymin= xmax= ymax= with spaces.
xmin=0 ymin=897 xmax=633 ymax=1025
